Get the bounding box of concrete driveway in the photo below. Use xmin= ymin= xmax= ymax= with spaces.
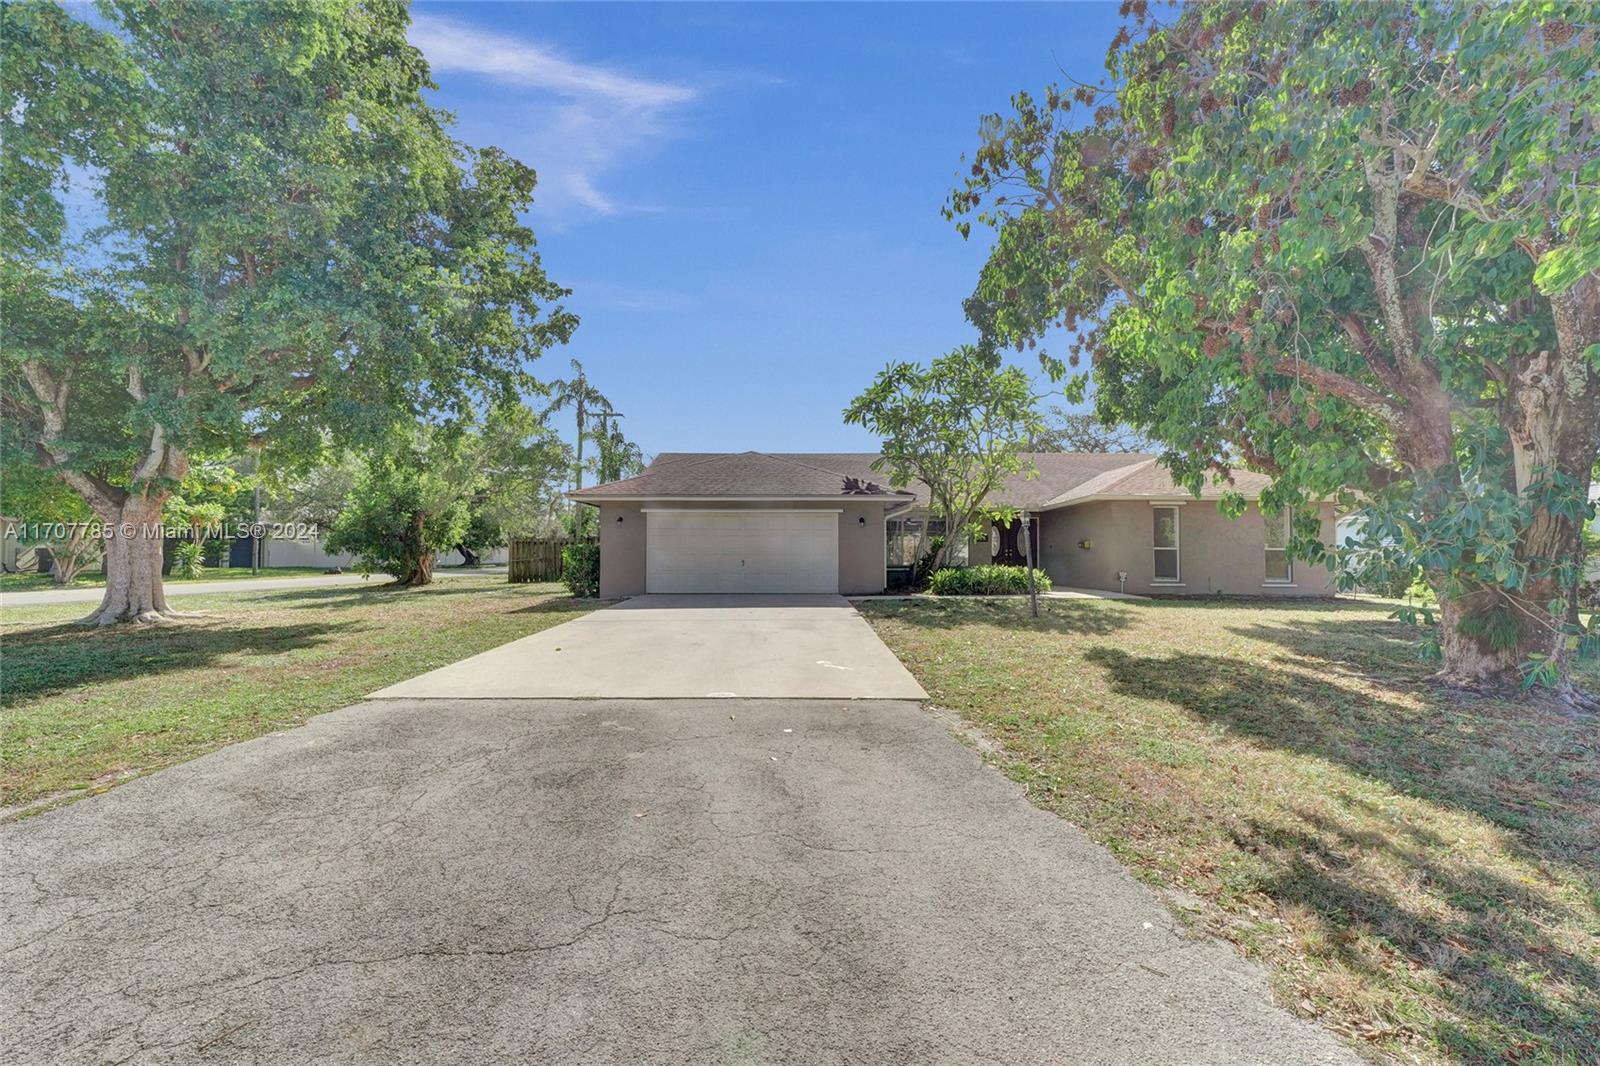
xmin=1 ymin=697 xmax=1355 ymax=1065
xmin=370 ymin=595 xmax=928 ymax=701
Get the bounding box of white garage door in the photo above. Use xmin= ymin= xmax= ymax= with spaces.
xmin=646 ymin=510 xmax=839 ymax=594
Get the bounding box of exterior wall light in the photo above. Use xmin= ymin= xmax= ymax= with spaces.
xmin=1078 ymin=538 xmax=1092 ymax=550
xmin=858 ymin=515 xmax=866 ymax=526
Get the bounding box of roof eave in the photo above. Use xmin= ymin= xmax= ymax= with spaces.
xmin=1037 ymin=491 xmax=1259 ymax=511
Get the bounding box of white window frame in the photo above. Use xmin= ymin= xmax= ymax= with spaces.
xmin=1151 ymin=504 xmax=1181 ymax=584
xmin=1263 ymin=507 xmax=1294 ymax=585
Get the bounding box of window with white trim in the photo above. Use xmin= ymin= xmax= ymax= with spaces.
xmin=1152 ymin=506 xmax=1180 ymax=582
xmin=1263 ymin=509 xmax=1293 ymax=583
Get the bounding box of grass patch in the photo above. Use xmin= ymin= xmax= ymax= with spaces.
xmin=1 ymin=578 xmax=599 ymax=812
xmin=859 ymin=596 xmax=1600 ymax=1065
xmin=0 ymin=565 xmax=336 ymax=592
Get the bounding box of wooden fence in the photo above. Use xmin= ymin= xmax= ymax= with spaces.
xmin=508 ymin=538 xmax=592 ymax=583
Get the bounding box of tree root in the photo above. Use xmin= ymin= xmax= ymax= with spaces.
xmin=75 ymin=607 xmax=205 ymax=627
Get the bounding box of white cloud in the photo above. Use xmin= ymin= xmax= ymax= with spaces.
xmin=408 ymin=13 xmax=698 ymax=218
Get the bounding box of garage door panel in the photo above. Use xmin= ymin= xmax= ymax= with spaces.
xmin=646 ymin=511 xmax=839 ymax=594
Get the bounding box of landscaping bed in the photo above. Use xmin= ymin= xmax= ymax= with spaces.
xmin=0 ymin=578 xmax=598 ymax=815
xmin=858 ymin=595 xmax=1600 ymax=1065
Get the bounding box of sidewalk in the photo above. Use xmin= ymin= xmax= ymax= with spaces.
xmin=0 ymin=566 xmax=507 ymax=608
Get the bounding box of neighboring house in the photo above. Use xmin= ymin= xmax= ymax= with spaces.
xmin=569 ymin=451 xmax=1338 ymax=598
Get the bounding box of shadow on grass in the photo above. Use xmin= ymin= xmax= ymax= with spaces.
xmin=1082 ymin=638 xmax=1600 ymax=1054
xmin=1 ymin=619 xmax=351 ymax=705
xmin=1237 ymin=812 xmax=1600 ymax=1061
xmin=861 ymin=597 xmax=1135 ymax=637
xmin=264 ymin=580 xmax=575 ymax=611
xmin=1082 ymin=644 xmax=1599 ymax=869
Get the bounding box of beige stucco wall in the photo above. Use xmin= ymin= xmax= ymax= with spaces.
xmin=594 ymin=500 xmax=889 ymax=597
xmin=1038 ymin=500 xmax=1337 ymax=597
xmin=838 ymin=501 xmax=889 ymax=595
xmin=598 ymin=503 xmax=646 ymax=598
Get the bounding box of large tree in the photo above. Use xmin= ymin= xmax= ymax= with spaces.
xmin=325 ymin=425 xmax=477 ymax=587
xmin=0 ymin=1 xmax=575 ymax=623
xmin=458 ymin=400 xmax=573 ymax=560
xmin=844 ymin=345 xmax=1045 ymax=567
xmin=950 ymin=0 xmax=1599 ymax=700
xmin=0 ymin=461 xmax=100 ymax=583
xmin=1026 ymin=406 xmax=1149 ymax=454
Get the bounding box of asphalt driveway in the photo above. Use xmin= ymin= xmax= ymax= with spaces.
xmin=369 ymin=594 xmax=928 ymax=700
xmin=1 ymin=697 xmax=1354 ymax=1065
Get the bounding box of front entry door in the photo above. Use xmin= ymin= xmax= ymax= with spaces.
xmin=993 ymin=517 xmax=1040 ymax=566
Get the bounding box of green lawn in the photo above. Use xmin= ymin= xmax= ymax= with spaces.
xmin=0 ymin=565 xmax=334 ymax=592
xmin=0 ymin=578 xmax=599 ymax=815
xmin=859 ymin=596 xmax=1599 ymax=1066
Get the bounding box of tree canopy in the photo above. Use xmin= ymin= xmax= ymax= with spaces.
xmin=949 ymin=0 xmax=1599 ymax=698
xmin=0 ymin=0 xmax=575 ymax=621
xmin=1026 ymin=407 xmax=1149 ymax=454
xmin=844 ymin=345 xmax=1044 ymax=566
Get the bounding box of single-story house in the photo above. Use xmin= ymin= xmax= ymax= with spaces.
xmin=570 ymin=451 xmax=1337 ymax=598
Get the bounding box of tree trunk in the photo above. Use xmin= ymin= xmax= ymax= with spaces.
xmin=1431 ymin=582 xmax=1524 ymax=686
xmin=1021 ymin=509 xmax=1039 ymax=618
xmin=48 ymin=525 xmax=97 ymax=584
xmin=395 ymin=510 xmax=434 ymax=587
xmin=455 ymin=542 xmax=480 ymax=567
xmin=84 ymin=495 xmax=180 ymax=625
xmin=1502 ymin=275 xmax=1600 ymax=701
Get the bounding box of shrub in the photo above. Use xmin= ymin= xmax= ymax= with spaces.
xmin=325 ymin=456 xmax=471 ymax=586
xmin=172 ymin=541 xmax=206 ymax=579
xmin=561 ymin=541 xmax=601 ymax=597
xmin=928 ymin=564 xmax=1052 ymax=596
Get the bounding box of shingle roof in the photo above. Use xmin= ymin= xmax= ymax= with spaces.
xmin=572 ymin=451 xmax=1275 ymax=508
xmin=1041 ymin=457 xmax=1274 ymax=507
xmin=569 ymin=451 xmax=914 ymax=500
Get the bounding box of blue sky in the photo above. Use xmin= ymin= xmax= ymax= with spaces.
xmin=410 ymin=2 xmax=1124 ymax=456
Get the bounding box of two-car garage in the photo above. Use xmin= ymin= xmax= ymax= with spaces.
xmin=572 ymin=450 xmax=914 ymax=598
xmin=643 ymin=510 xmax=840 ymax=594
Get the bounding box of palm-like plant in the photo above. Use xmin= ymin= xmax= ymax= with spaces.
xmin=542 ymin=359 xmax=614 ymax=534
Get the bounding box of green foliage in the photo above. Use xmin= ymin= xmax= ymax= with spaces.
xmin=1026 ymin=407 xmax=1149 ymax=453
xmin=1 ymin=0 xmax=575 ymax=605
xmin=0 ymin=459 xmax=100 ymax=580
xmin=543 ymin=358 xmax=634 ymax=535
xmin=949 ymin=0 xmax=1600 ymax=688
xmin=163 ymin=457 xmax=254 ymax=534
xmin=929 ymin=565 xmax=1053 ymax=596
xmin=560 ymin=541 xmax=600 ymax=598
xmin=171 ymin=541 xmax=205 ymax=580
xmin=469 ymin=401 xmax=572 ymax=542
xmin=0 ymin=458 xmax=91 ymax=531
xmin=325 ymin=429 xmax=475 ymax=584
xmin=844 ymin=346 xmax=1045 ymax=565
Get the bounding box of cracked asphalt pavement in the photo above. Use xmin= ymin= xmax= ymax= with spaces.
xmin=1 ymin=698 xmax=1357 ymax=1064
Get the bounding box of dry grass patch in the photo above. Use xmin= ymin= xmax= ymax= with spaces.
xmin=1 ymin=578 xmax=599 ymax=814
xmin=859 ymin=596 xmax=1599 ymax=1065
